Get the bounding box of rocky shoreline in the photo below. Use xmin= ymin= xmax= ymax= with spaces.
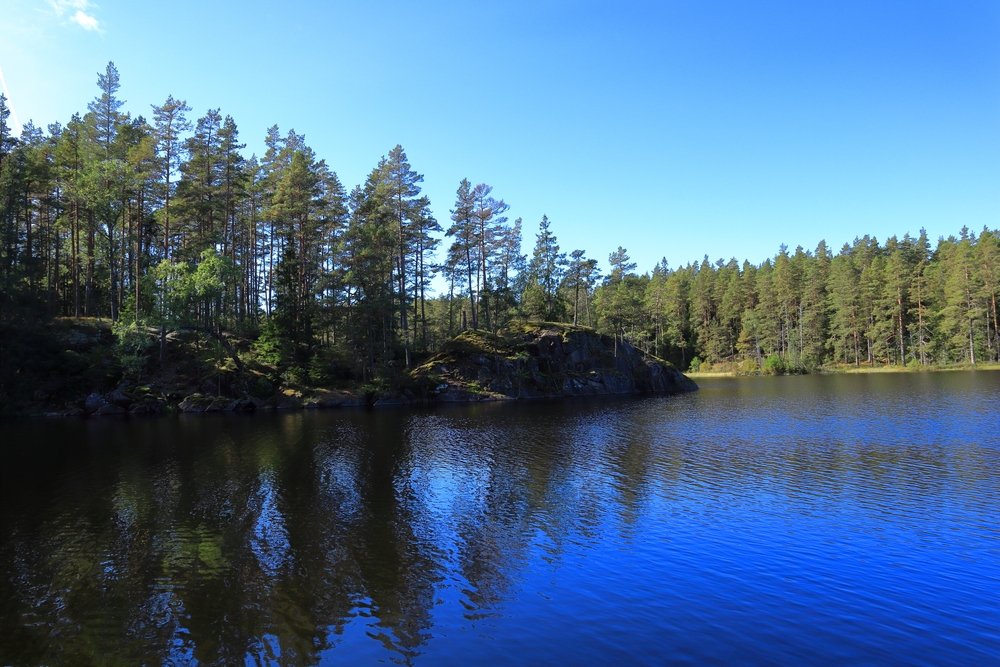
xmin=19 ymin=321 xmax=696 ymax=418
xmin=65 ymin=386 xmax=370 ymax=417
xmin=410 ymin=323 xmax=697 ymax=403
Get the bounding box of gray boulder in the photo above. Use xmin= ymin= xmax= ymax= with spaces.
xmin=84 ymin=392 xmax=108 ymax=414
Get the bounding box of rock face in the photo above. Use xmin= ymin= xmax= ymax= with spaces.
xmin=413 ymin=324 xmax=697 ymax=402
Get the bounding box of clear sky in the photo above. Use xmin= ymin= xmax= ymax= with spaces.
xmin=2 ymin=0 xmax=998 ymax=277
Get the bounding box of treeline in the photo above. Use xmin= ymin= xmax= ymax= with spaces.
xmin=587 ymin=231 xmax=999 ymax=371
xmin=1 ymin=63 xmax=997 ymax=382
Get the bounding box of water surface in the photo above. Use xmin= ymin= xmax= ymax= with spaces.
xmin=1 ymin=372 xmax=998 ymax=665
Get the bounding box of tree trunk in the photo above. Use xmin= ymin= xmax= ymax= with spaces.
xmin=160 ymin=323 xmax=167 ymax=370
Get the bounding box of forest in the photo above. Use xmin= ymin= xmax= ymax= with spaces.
xmin=1 ymin=63 xmax=998 ymax=406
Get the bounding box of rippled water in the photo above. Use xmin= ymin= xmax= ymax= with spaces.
xmin=1 ymin=372 xmax=998 ymax=665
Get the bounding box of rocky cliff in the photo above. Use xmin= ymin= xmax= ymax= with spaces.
xmin=412 ymin=323 xmax=697 ymax=402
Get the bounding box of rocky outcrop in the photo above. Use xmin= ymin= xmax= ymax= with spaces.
xmin=412 ymin=323 xmax=697 ymax=402
xmin=23 ymin=319 xmax=693 ymax=418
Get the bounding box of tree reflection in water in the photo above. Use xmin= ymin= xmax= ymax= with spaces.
xmin=2 ymin=373 xmax=999 ymax=665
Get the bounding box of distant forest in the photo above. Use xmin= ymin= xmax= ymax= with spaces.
xmin=1 ymin=63 xmax=998 ymax=380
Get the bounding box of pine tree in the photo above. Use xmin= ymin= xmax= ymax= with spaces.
xmin=493 ymin=216 xmax=526 ymax=326
xmin=446 ymin=179 xmax=478 ymax=329
xmin=938 ymin=230 xmax=981 ymax=364
xmin=84 ymin=61 xmax=128 ymax=321
xmin=689 ymin=256 xmax=714 ymax=358
xmin=974 ymin=228 xmax=1000 ymax=362
xmin=564 ymin=249 xmax=599 ymax=326
xmin=176 ymin=109 xmax=225 ymax=256
xmin=715 ymin=259 xmax=743 ymax=361
xmin=908 ymin=235 xmax=932 ymax=366
xmin=772 ymin=245 xmax=800 ymax=360
xmin=754 ymin=259 xmax=780 ymax=359
xmin=523 ymin=215 xmax=566 ymax=321
xmin=0 ymin=94 xmax=18 ymax=297
xmin=800 ymin=240 xmax=830 ymax=366
xmin=595 ymin=247 xmax=640 ymax=352
xmin=383 ymin=145 xmax=424 ymax=365
xmin=150 ymin=96 xmax=191 ymax=260
xmin=828 ymin=247 xmax=862 ymax=365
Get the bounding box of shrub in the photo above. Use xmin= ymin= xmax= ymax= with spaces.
xmin=113 ymin=322 xmax=153 ymax=381
xmin=763 ymin=354 xmax=806 ymax=375
xmin=281 ymin=366 xmax=307 ymax=386
xmin=763 ymin=354 xmax=786 ymax=375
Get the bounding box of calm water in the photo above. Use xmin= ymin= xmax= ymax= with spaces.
xmin=1 ymin=372 xmax=998 ymax=666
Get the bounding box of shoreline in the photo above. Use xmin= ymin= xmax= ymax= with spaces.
xmin=8 ymin=385 xmax=699 ymax=420
xmin=686 ymin=363 xmax=1000 ymax=378
xmin=3 ymin=322 xmax=699 ymax=420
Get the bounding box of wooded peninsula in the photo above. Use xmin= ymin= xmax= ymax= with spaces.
xmin=1 ymin=64 xmax=998 ymax=414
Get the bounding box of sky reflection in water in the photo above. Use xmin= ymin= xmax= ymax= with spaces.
xmin=1 ymin=372 xmax=998 ymax=665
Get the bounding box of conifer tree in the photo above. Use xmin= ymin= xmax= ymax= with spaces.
xmin=524 ymin=215 xmax=566 ymax=321
xmin=84 ymin=61 xmax=127 ymax=321
xmin=800 ymin=241 xmax=830 ymax=365
xmin=469 ymin=182 xmax=509 ymax=330
xmin=384 ymin=145 xmax=423 ymax=365
xmin=974 ymin=228 xmax=1000 ymax=362
xmin=938 ymin=230 xmax=980 ymax=365
xmin=150 ymin=96 xmax=191 ymax=260
xmin=565 ymin=249 xmax=599 ymax=326
xmin=828 ymin=248 xmax=862 ymax=365
xmin=446 ymin=179 xmax=477 ymax=328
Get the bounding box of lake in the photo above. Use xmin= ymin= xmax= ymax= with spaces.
xmin=1 ymin=372 xmax=998 ymax=665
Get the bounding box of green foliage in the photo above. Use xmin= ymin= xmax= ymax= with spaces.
xmin=307 ymin=348 xmax=353 ymax=386
xmin=252 ymin=316 xmax=291 ymax=366
xmin=112 ymin=321 xmax=153 ymax=381
xmin=1 ymin=60 xmax=998 ymax=396
xmin=523 ymin=215 xmax=567 ymax=321
xmin=361 ymin=365 xmax=406 ymax=397
xmin=763 ymin=354 xmax=782 ymax=375
xmin=763 ymin=354 xmax=804 ymax=375
xmin=281 ymin=365 xmax=308 ymax=386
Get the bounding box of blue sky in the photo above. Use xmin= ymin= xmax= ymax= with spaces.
xmin=2 ymin=0 xmax=998 ymax=277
